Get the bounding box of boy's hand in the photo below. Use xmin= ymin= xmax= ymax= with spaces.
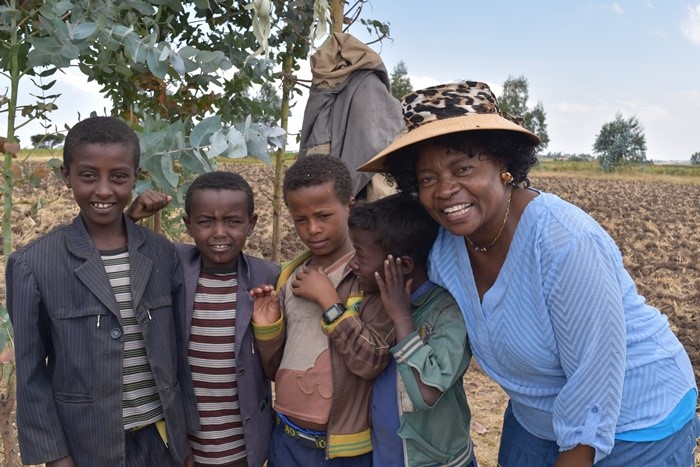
xmin=47 ymin=456 xmax=76 ymax=467
xmin=250 ymin=284 xmax=281 ymax=325
xmin=377 ymin=255 xmax=414 ymax=336
xmin=126 ymin=189 xmax=172 ymax=222
xmin=291 ymin=266 xmax=341 ymax=310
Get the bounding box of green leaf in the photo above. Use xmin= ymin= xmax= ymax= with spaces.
xmin=146 ymin=49 xmax=167 ymax=79
xmin=190 ymin=116 xmax=221 ymax=149
xmin=60 ymin=43 xmax=81 ymax=60
xmin=160 ymin=152 xmax=179 ymax=189
xmin=71 ymin=22 xmax=98 ymax=41
xmin=179 ymin=148 xmax=207 ymax=174
xmin=38 ymin=67 xmax=59 ymax=77
xmin=124 ymin=34 xmax=149 ymax=63
xmin=225 ymin=127 xmax=248 ymax=160
xmin=208 ymin=130 xmax=228 ymax=157
xmin=54 ymin=0 xmax=74 ymax=17
xmin=135 ymin=179 xmax=153 ymax=195
xmin=243 ymin=125 xmax=270 ymax=162
xmin=170 ymin=52 xmax=185 ymax=76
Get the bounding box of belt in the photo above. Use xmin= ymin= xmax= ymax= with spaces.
xmin=275 ymin=413 xmax=327 ymax=450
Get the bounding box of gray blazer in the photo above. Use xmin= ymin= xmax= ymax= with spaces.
xmin=6 ymin=215 xmax=199 ymax=466
xmin=176 ymin=244 xmax=279 ymax=467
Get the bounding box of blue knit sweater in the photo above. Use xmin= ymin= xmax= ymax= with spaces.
xmin=429 ymin=192 xmax=696 ymax=463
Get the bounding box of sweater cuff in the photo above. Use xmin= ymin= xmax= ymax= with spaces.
xmin=252 ymin=313 xmax=284 ymax=341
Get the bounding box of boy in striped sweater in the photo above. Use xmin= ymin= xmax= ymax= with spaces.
xmin=129 ymin=171 xmax=280 ymax=466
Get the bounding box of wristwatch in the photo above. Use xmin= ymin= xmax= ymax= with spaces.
xmin=322 ymin=303 xmax=346 ymax=325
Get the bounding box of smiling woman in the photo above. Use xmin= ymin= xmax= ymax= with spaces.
xmin=359 ymin=80 xmax=700 ymax=467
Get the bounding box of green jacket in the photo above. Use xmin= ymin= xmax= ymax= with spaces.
xmin=392 ymin=285 xmax=474 ymax=466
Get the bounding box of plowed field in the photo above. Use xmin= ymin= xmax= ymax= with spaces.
xmin=1 ymin=163 xmax=698 ymax=466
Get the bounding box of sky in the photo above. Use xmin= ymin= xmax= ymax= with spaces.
xmin=4 ymin=0 xmax=700 ymax=162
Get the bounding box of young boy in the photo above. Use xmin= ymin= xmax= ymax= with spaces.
xmin=348 ymin=194 xmax=476 ymax=467
xmin=6 ymin=116 xmax=198 ymax=466
xmin=179 ymin=171 xmax=279 ymax=466
xmin=249 ymin=154 xmax=395 ymax=466
xmin=127 ymin=171 xmax=280 ymax=466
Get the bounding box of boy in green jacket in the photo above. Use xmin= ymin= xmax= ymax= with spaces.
xmin=349 ymin=194 xmax=476 ymax=467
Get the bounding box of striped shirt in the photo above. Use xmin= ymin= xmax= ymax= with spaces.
xmin=101 ymin=248 xmax=163 ymax=430
xmin=188 ymin=268 xmax=246 ymax=465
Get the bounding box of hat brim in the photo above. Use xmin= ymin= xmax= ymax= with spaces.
xmin=358 ymin=114 xmax=541 ymax=172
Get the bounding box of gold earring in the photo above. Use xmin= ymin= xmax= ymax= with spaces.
xmin=501 ymin=172 xmax=514 ymax=184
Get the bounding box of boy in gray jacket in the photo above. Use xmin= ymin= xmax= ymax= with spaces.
xmin=129 ymin=171 xmax=279 ymax=466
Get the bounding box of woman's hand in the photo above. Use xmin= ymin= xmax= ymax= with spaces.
xmin=554 ymin=444 xmax=594 ymax=467
xmin=47 ymin=456 xmax=76 ymax=467
xmin=250 ymin=284 xmax=281 ymax=325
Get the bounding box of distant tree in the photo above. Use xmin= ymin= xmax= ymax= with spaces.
xmin=593 ymin=113 xmax=647 ymax=171
xmin=252 ymin=81 xmax=283 ymax=125
xmin=390 ymin=60 xmax=413 ymax=100
xmin=691 ymin=152 xmax=700 ymax=165
xmin=30 ymin=133 xmax=64 ymax=149
xmin=498 ymin=75 xmax=549 ymax=150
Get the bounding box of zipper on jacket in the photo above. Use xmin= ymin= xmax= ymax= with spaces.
xmin=96 ymin=315 xmax=101 ymax=328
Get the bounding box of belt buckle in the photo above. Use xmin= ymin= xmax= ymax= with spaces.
xmin=277 ymin=414 xmax=326 ymax=450
xmin=297 ymin=431 xmax=326 ymax=450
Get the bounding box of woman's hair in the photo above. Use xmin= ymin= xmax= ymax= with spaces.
xmin=348 ymin=193 xmax=438 ymax=268
xmin=283 ymin=154 xmax=353 ymax=205
xmin=384 ymin=130 xmax=538 ymax=196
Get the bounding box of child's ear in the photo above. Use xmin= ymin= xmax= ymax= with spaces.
xmin=348 ymin=196 xmax=356 ymax=208
xmin=399 ymin=256 xmax=415 ymax=275
xmin=60 ymin=165 xmax=71 ymax=188
xmin=247 ymin=213 xmax=258 ymax=236
xmin=183 ymin=215 xmax=191 ymax=234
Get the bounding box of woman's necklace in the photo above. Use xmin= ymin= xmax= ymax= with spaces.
xmin=465 ymin=187 xmax=513 ymax=253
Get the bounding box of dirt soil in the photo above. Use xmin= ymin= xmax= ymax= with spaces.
xmin=1 ymin=163 xmax=699 ymax=466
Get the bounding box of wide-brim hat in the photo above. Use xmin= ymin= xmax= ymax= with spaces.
xmin=358 ymin=80 xmax=541 ymax=172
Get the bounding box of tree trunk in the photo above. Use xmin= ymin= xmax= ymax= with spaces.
xmin=0 ymin=360 xmax=17 ymax=466
xmin=3 ymin=10 xmax=20 ymax=262
xmin=271 ymin=50 xmax=293 ymax=263
xmin=330 ymin=0 xmax=344 ymax=33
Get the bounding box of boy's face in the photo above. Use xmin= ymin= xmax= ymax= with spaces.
xmin=184 ymin=188 xmax=257 ymax=269
xmin=348 ymin=228 xmax=385 ymax=294
xmin=286 ymin=181 xmax=352 ymax=266
xmin=61 ymin=142 xmax=138 ymax=235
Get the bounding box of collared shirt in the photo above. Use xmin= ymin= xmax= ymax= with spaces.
xmin=429 ymin=192 xmax=697 ymax=463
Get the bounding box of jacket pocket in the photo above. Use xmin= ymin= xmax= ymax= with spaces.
xmin=51 ymin=306 xmax=106 ymax=396
xmin=54 ymin=391 xmax=94 ymax=404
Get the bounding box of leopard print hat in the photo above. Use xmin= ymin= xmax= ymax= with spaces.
xmin=358 ymin=80 xmax=540 ymax=172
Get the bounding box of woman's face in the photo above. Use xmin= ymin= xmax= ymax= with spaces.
xmin=415 ymin=140 xmax=508 ymax=241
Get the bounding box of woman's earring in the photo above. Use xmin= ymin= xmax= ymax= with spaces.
xmin=501 ymin=172 xmax=514 ymax=184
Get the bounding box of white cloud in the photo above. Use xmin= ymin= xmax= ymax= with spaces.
xmin=54 ymin=67 xmax=105 ymax=96
xmin=636 ymin=105 xmax=672 ymax=122
xmin=648 ymin=28 xmax=667 ymax=39
xmin=610 ymin=2 xmax=624 ymax=14
xmin=409 ymin=75 xmax=441 ymax=91
xmin=585 ymin=2 xmax=624 ymax=15
xmin=681 ymin=4 xmax=700 ymax=45
xmin=551 ymin=102 xmax=593 ymax=114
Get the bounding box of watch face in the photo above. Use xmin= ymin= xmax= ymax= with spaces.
xmin=323 ymin=304 xmax=345 ymax=324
